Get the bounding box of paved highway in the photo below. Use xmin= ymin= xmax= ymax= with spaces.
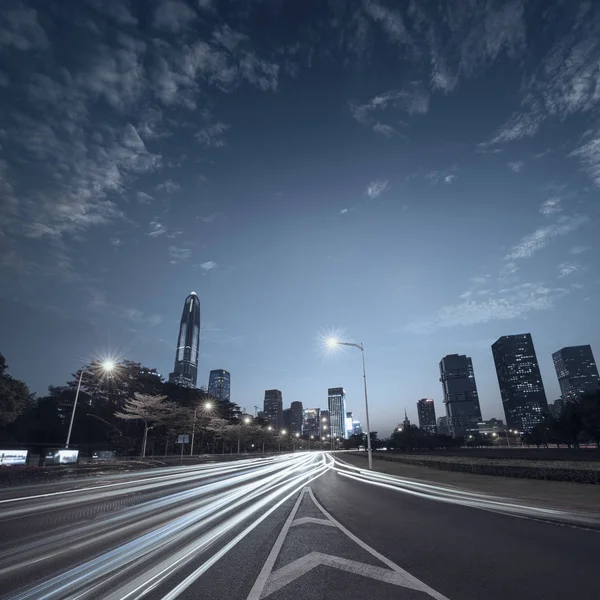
xmin=1 ymin=453 xmax=599 ymax=600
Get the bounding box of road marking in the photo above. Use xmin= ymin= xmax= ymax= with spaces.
xmin=290 ymin=516 xmax=336 ymax=527
xmin=246 ymin=486 xmax=451 ymax=600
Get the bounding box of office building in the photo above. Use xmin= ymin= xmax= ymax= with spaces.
xmin=552 ymin=345 xmax=599 ymax=403
xmin=302 ymin=408 xmax=321 ymax=437
xmin=345 ymin=412 xmax=354 ymax=438
xmin=477 ymin=418 xmax=505 ymax=435
xmin=437 ymin=416 xmax=451 ymax=436
xmin=321 ymin=410 xmax=330 ymax=436
xmin=282 ymin=408 xmax=290 ymax=430
xmin=290 ymin=401 xmax=303 ymax=434
xmin=439 ymin=354 xmax=482 ymax=438
xmin=492 ymin=333 xmax=548 ymax=432
xmin=207 ymin=369 xmax=230 ymax=402
xmin=352 ymin=420 xmax=363 ymax=436
xmin=264 ymin=389 xmax=283 ymax=429
xmin=168 ymin=292 xmax=200 ymax=388
xmin=328 ymin=388 xmax=347 ymax=439
xmin=417 ymin=398 xmax=437 ymax=435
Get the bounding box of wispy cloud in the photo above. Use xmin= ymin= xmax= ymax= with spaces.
xmin=0 ymin=3 xmax=49 ymax=50
xmin=362 ymin=1 xmax=412 ymax=48
xmin=425 ymin=166 xmax=458 ymax=185
xmin=570 ymin=131 xmax=600 ymax=187
xmin=540 ymin=197 xmax=562 ymax=216
xmin=169 ymin=246 xmax=192 ymax=263
xmin=196 ymin=122 xmax=229 ymax=147
xmin=153 ymin=1 xmax=197 ymax=33
xmin=198 ymin=213 xmax=217 ymax=223
xmin=406 ymin=283 xmax=566 ymax=334
xmin=557 ymin=261 xmax=581 ymax=278
xmin=156 ymin=179 xmax=180 ymax=195
xmin=507 ymin=161 xmax=525 ymax=172
xmin=366 ymin=179 xmax=389 ymax=199
xmin=372 ymin=123 xmax=396 ymax=137
xmin=147 ymin=220 xmax=167 ymax=237
xmin=136 ymin=191 xmax=155 ymax=204
xmin=505 ymin=215 xmax=588 ymax=260
xmin=200 ymin=260 xmax=217 ymax=271
xmin=340 ymin=208 xmax=349 ymax=215
xmin=122 ymin=307 xmax=162 ymax=327
xmin=570 ymin=245 xmax=590 ymax=255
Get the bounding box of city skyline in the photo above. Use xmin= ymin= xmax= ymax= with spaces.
xmin=2 ymin=1 xmax=600 ymax=436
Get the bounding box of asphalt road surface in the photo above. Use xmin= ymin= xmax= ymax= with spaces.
xmin=1 ymin=453 xmax=599 ymax=600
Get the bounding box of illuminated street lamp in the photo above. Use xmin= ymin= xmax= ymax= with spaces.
xmin=191 ymin=400 xmax=214 ymax=455
xmin=278 ymin=429 xmax=287 ymax=453
xmin=326 ymin=338 xmax=373 ymax=470
xmin=66 ymin=360 xmax=115 ymax=448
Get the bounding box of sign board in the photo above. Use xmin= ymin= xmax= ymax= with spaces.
xmin=91 ymin=450 xmax=116 ymax=460
xmin=44 ymin=449 xmax=79 ymax=465
xmin=0 ymin=450 xmax=28 ymax=466
xmin=177 ymin=435 xmax=190 ymax=444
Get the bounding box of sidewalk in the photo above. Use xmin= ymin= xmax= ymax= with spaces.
xmin=339 ymin=453 xmax=600 ymax=515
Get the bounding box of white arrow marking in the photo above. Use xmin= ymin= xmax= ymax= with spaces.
xmin=290 ymin=517 xmax=336 ymax=527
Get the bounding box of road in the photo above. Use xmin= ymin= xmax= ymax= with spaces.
xmin=1 ymin=453 xmax=599 ymax=600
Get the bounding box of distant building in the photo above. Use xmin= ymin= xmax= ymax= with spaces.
xmin=282 ymin=408 xmax=291 ymax=431
xmin=207 ymin=369 xmax=230 ymax=402
xmin=345 ymin=412 xmax=354 ymax=438
xmin=328 ymin=388 xmax=347 ymax=439
xmin=264 ymin=389 xmax=283 ymax=429
xmin=321 ymin=410 xmax=330 ymax=437
xmin=437 ymin=416 xmax=451 ymax=437
xmin=289 ymin=401 xmax=303 ymax=434
xmin=352 ymin=420 xmax=363 ymax=436
xmin=302 ymin=408 xmax=321 ymax=437
xmin=402 ymin=409 xmax=411 ymax=430
xmin=477 ymin=419 xmax=505 ymax=435
xmin=439 ymin=354 xmax=482 ymax=438
xmin=169 ymin=292 xmax=200 ymax=388
xmin=492 ymin=333 xmax=548 ymax=432
xmin=552 ymin=345 xmax=599 ymax=403
xmin=417 ymin=398 xmax=437 ymax=435
xmin=548 ymin=398 xmax=565 ymax=419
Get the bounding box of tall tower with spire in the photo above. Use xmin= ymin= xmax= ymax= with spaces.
xmin=169 ymin=292 xmax=200 ymax=388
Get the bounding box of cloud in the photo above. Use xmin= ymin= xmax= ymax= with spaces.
xmin=196 ymin=122 xmax=229 ymax=147
xmin=340 ymin=208 xmax=349 ymax=215
xmin=156 ymin=179 xmax=180 ymax=195
xmin=505 ymin=215 xmax=588 ymax=260
xmin=169 ymin=246 xmax=192 ymax=263
xmin=147 ymin=220 xmax=167 ymax=237
xmin=499 ymin=262 xmax=519 ymax=278
xmin=570 ymin=131 xmax=600 ymax=187
xmin=136 ymin=191 xmax=155 ymax=204
xmin=362 ymin=1 xmax=412 ymax=48
xmin=123 ymin=307 xmax=162 ymax=327
xmin=110 ymin=238 xmax=122 ymax=247
xmin=507 ymin=161 xmax=525 ymax=172
xmin=0 ymin=2 xmax=49 ymax=50
xmin=366 ymin=179 xmax=389 ymax=199
xmin=557 ymin=261 xmax=581 ymax=278
xmin=406 ymin=283 xmax=565 ymax=334
xmin=199 ymin=260 xmax=217 ymax=271
xmin=153 ymin=1 xmax=197 ymax=33
xmin=425 ymin=166 xmax=458 ymax=184
xmin=540 ymin=197 xmax=562 ymax=216
xmin=372 ymin=123 xmax=396 ymax=137
xmin=198 ymin=213 xmax=217 ymax=223
xmin=570 ymin=246 xmax=590 ymax=255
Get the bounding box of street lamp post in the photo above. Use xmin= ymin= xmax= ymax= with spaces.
xmin=65 ymin=361 xmax=115 ymax=448
xmin=327 ymin=339 xmax=373 ymax=470
xmin=190 ymin=401 xmax=213 ymax=456
xmin=279 ymin=429 xmax=287 ymax=452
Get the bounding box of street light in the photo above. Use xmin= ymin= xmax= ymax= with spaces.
xmin=66 ymin=360 xmax=115 ymax=448
xmin=326 ymin=338 xmax=373 ymax=470
xmin=190 ymin=400 xmax=214 ymax=455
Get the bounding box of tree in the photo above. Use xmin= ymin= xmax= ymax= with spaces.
xmin=115 ymin=393 xmax=171 ymax=457
xmin=0 ymin=353 xmax=33 ymax=427
xmin=579 ymin=391 xmax=600 ymax=448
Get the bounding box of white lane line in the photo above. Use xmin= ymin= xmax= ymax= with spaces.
xmin=262 ymin=552 xmax=424 ymax=598
xmin=290 ymin=517 xmax=336 ymax=527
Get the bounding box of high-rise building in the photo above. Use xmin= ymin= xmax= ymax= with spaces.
xmin=417 ymin=398 xmax=437 ymax=435
xmin=207 ymin=369 xmax=230 ymax=402
xmin=401 ymin=409 xmax=411 ymax=430
xmin=328 ymin=388 xmax=347 ymax=439
xmin=552 ymin=345 xmax=599 ymax=403
xmin=290 ymin=401 xmax=303 ymax=434
xmin=492 ymin=333 xmax=548 ymax=432
xmin=321 ymin=410 xmax=330 ymax=437
xmin=264 ymin=389 xmax=283 ymax=429
xmin=345 ymin=412 xmax=354 ymax=438
xmin=439 ymin=354 xmax=482 ymax=438
xmin=437 ymin=416 xmax=451 ymax=436
xmin=302 ymin=408 xmax=321 ymax=437
xmin=282 ymin=408 xmax=290 ymax=430
xmin=169 ymin=292 xmax=200 ymax=388
xmin=352 ymin=420 xmax=363 ymax=436
xmin=477 ymin=418 xmax=505 ymax=435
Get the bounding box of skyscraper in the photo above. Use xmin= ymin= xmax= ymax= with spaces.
xmin=302 ymin=408 xmax=321 ymax=437
xmin=492 ymin=333 xmax=548 ymax=432
xmin=328 ymin=388 xmax=346 ymax=439
xmin=208 ymin=369 xmax=231 ymax=402
xmin=345 ymin=412 xmax=354 ymax=438
xmin=290 ymin=401 xmax=303 ymax=434
xmin=417 ymin=398 xmax=437 ymax=435
xmin=168 ymin=292 xmax=200 ymax=388
xmin=264 ymin=389 xmax=283 ymax=429
xmin=321 ymin=410 xmax=330 ymax=436
xmin=439 ymin=354 xmax=482 ymax=438
xmin=552 ymin=345 xmax=599 ymax=403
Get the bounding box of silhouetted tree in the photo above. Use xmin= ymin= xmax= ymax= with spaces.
xmin=0 ymin=353 xmax=33 ymax=428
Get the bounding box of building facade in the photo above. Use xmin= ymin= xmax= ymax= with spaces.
xmin=437 ymin=416 xmax=451 ymax=436
xmin=477 ymin=418 xmax=505 ymax=435
xmin=169 ymin=292 xmax=200 ymax=388
xmin=492 ymin=333 xmax=548 ymax=432
xmin=327 ymin=388 xmax=347 ymax=439
xmin=439 ymin=354 xmax=482 ymax=438
xmin=552 ymin=345 xmax=599 ymax=403
xmin=302 ymin=408 xmax=321 ymax=437
xmin=264 ymin=389 xmax=283 ymax=429
xmin=345 ymin=412 xmax=354 ymax=438
xmin=352 ymin=420 xmax=363 ymax=436
xmin=289 ymin=401 xmax=304 ymax=434
xmin=282 ymin=408 xmax=290 ymax=431
xmin=321 ymin=410 xmax=330 ymax=437
xmin=207 ymin=369 xmax=230 ymax=402
xmin=417 ymin=398 xmax=437 ymax=435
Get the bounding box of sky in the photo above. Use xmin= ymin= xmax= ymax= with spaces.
xmin=1 ymin=0 xmax=599 ymax=436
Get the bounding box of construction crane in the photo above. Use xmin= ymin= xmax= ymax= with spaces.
xmin=254 ymin=405 xmax=260 ymax=417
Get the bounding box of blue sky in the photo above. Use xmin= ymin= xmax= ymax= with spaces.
xmin=1 ymin=0 xmax=599 ymax=435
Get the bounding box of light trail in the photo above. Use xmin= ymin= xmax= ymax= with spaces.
xmin=3 ymin=453 xmax=331 ymax=600
xmin=330 ymin=455 xmax=600 ymax=529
